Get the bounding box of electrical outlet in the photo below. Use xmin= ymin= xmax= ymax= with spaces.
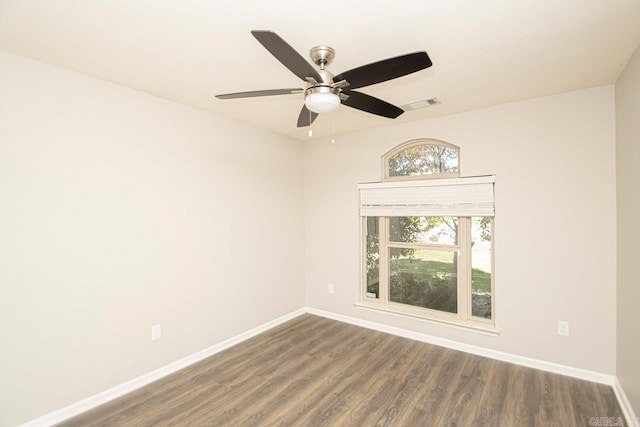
xmin=151 ymin=324 xmax=161 ymax=341
xmin=557 ymin=321 xmax=569 ymax=336
xmin=328 ymin=283 xmax=334 ymax=294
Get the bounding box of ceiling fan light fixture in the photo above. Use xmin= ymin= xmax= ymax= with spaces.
xmin=304 ymin=86 xmax=340 ymax=113
xmin=216 ymin=31 xmax=433 ymax=128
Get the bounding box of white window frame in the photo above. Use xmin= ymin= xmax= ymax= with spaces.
xmin=357 ymin=139 xmax=497 ymax=334
xmin=360 ymin=215 xmax=495 ymax=330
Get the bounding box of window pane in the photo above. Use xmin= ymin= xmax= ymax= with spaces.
xmin=471 ymin=217 xmax=492 ymax=319
xmin=389 ymin=217 xmax=458 ymax=245
xmin=388 ymin=144 xmax=459 ymax=177
xmin=365 ymin=216 xmax=379 ymax=299
xmin=389 ymin=248 xmax=457 ymax=313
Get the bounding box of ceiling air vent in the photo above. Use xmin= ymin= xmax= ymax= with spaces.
xmin=402 ymin=97 xmax=441 ymax=111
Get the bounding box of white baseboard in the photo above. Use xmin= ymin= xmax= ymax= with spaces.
xmin=613 ymin=377 xmax=639 ymax=427
xmin=305 ymin=307 xmax=615 ymax=385
xmin=22 ymin=305 xmax=626 ymax=426
xmin=20 ymin=308 xmax=306 ymax=427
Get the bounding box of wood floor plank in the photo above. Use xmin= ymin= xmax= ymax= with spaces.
xmin=241 ymin=326 xmax=389 ymax=426
xmin=56 ymin=314 xmax=626 ymax=427
xmin=470 ymin=359 xmax=510 ymax=426
xmin=212 ymin=352 xmax=326 ymax=425
xmin=597 ymin=382 xmax=626 ymax=423
xmin=396 ymin=348 xmax=469 ymax=426
xmin=57 ymin=387 xmax=155 ymax=427
xmin=501 ymin=364 xmax=535 ymax=426
xmin=291 ymin=334 xmax=410 ymax=426
xmin=536 ymin=368 xmax=573 ymax=427
xmin=436 ymin=350 xmax=489 ymax=425
xmin=332 ymin=336 xmax=419 ymax=426
xmin=361 ymin=340 xmax=438 ymax=426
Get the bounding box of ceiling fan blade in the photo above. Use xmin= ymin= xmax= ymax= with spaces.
xmin=297 ymin=105 xmax=319 ymax=127
xmin=341 ymin=90 xmax=404 ymax=118
xmin=215 ymin=88 xmax=303 ymax=99
xmin=334 ymin=52 xmax=432 ymax=90
xmin=251 ymin=30 xmax=322 ymax=83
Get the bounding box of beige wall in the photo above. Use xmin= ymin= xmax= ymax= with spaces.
xmin=616 ymin=44 xmax=640 ymax=415
xmin=0 ymin=46 xmax=627 ymax=425
xmin=0 ymin=51 xmax=305 ymax=426
xmin=305 ymin=85 xmax=617 ymax=374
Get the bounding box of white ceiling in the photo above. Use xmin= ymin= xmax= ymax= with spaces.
xmin=1 ymin=0 xmax=639 ymax=141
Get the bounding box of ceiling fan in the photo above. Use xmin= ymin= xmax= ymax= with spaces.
xmin=215 ymin=31 xmax=433 ymax=128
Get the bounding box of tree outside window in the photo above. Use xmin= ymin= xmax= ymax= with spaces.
xmin=363 ymin=139 xmax=494 ymax=324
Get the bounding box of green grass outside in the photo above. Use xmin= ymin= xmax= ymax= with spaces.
xmin=392 ymin=256 xmax=491 ymax=293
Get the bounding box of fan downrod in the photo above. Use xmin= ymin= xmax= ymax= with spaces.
xmin=309 ymin=45 xmax=335 ymax=69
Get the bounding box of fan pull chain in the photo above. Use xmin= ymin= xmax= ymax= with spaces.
xmin=308 ymin=108 xmax=313 ymax=137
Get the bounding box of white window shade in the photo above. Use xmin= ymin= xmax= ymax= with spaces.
xmin=359 ymin=175 xmax=495 ymax=217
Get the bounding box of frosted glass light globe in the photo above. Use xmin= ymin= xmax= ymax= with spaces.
xmin=304 ymin=88 xmax=340 ymax=113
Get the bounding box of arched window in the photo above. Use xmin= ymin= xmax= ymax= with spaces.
xmin=383 ymin=139 xmax=460 ymax=181
xmin=359 ymin=139 xmax=495 ymax=330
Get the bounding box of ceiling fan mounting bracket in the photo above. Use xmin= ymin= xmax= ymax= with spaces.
xmin=309 ymin=45 xmax=335 ymax=69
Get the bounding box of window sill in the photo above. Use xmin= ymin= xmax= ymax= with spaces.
xmin=354 ymin=301 xmax=500 ymax=336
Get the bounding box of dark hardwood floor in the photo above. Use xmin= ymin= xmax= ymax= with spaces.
xmin=57 ymin=314 xmax=625 ymax=426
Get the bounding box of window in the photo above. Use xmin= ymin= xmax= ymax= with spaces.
xmin=385 ymin=139 xmax=459 ymax=181
xmin=360 ymin=140 xmax=494 ymax=329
